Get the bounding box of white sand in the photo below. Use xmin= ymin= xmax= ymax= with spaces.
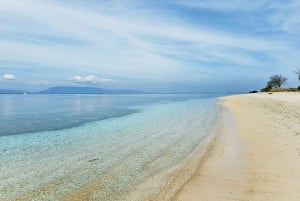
xmin=175 ymin=92 xmax=300 ymax=201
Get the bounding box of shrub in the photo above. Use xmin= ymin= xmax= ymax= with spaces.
xmin=261 ymin=85 xmax=272 ymax=92
xmin=271 ymin=88 xmax=298 ymax=92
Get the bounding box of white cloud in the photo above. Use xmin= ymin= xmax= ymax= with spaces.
xmin=173 ymin=0 xmax=268 ymax=12
xmin=174 ymin=0 xmax=300 ymax=35
xmin=0 ymin=0 xmax=299 ymax=88
xmin=266 ymin=0 xmax=300 ymax=33
xmin=70 ymin=75 xmax=113 ymax=84
xmin=3 ymin=74 xmax=16 ymax=80
xmin=0 ymin=0 xmax=287 ymax=84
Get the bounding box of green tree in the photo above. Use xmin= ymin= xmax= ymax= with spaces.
xmin=268 ymin=74 xmax=287 ymax=88
xmin=295 ymin=69 xmax=300 ymax=81
xmin=261 ymin=80 xmax=273 ymax=92
xmin=295 ymin=69 xmax=300 ymax=90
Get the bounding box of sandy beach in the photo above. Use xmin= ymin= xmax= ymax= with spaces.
xmin=175 ymin=92 xmax=300 ymax=201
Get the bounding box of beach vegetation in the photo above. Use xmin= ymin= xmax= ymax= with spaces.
xmin=268 ymin=74 xmax=287 ymax=89
xmin=261 ymin=74 xmax=288 ymax=92
xmin=295 ymin=69 xmax=300 ymax=90
xmin=270 ymin=88 xmax=299 ymax=92
xmin=261 ymin=85 xmax=272 ymax=92
xmin=295 ymin=69 xmax=300 ymax=81
xmin=260 ymin=81 xmax=273 ymax=92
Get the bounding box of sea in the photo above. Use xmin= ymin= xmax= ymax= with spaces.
xmin=0 ymin=94 xmax=222 ymax=201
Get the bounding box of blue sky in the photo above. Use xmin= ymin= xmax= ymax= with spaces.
xmin=0 ymin=0 xmax=300 ymax=92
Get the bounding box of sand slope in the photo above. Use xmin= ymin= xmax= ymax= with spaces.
xmin=175 ymin=92 xmax=300 ymax=201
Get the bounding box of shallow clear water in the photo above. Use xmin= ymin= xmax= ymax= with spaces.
xmin=0 ymin=94 xmax=220 ymax=201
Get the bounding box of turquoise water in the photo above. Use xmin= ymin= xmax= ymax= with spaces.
xmin=0 ymin=94 xmax=220 ymax=201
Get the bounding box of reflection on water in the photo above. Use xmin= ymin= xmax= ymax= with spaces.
xmin=0 ymin=94 xmax=220 ymax=136
xmin=2 ymin=95 xmax=13 ymax=115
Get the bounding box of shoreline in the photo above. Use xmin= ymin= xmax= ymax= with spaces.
xmin=174 ymin=97 xmax=248 ymax=201
xmin=170 ymin=99 xmax=226 ymax=201
xmin=175 ymin=92 xmax=300 ymax=201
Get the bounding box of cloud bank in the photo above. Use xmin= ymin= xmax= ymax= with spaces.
xmin=70 ymin=75 xmax=113 ymax=85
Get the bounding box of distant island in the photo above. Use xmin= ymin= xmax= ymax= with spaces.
xmin=0 ymin=86 xmax=144 ymax=94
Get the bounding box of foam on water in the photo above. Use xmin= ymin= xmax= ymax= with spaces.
xmin=0 ymin=97 xmax=219 ymax=201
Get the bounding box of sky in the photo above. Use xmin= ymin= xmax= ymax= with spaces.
xmin=0 ymin=0 xmax=300 ymax=92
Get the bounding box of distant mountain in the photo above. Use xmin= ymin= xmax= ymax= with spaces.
xmin=38 ymin=86 xmax=144 ymax=94
xmin=0 ymin=89 xmax=26 ymax=94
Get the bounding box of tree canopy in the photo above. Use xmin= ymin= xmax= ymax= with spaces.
xmin=295 ymin=69 xmax=300 ymax=81
xmin=268 ymin=74 xmax=287 ymax=89
xmin=261 ymin=74 xmax=288 ymax=92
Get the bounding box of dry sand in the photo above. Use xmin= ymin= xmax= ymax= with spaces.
xmin=175 ymin=92 xmax=300 ymax=201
